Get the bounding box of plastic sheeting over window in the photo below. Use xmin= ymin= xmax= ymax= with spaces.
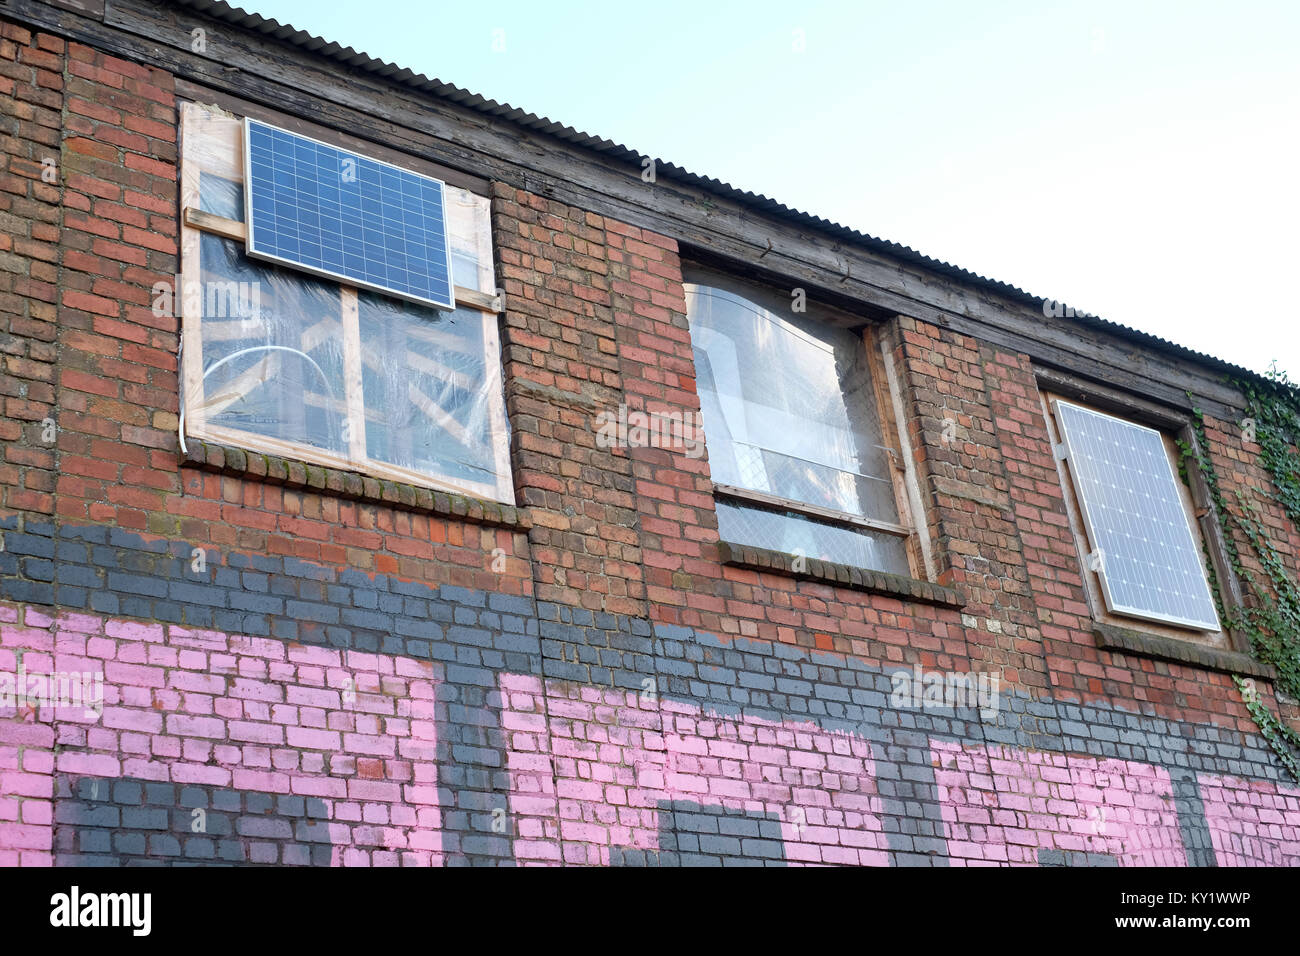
xmin=357 ymin=291 xmax=509 ymax=496
xmin=179 ymin=102 xmax=513 ymax=504
xmin=195 ymin=233 xmax=346 ymax=457
xmin=688 ymin=285 xmax=898 ymax=521
xmin=716 ymin=500 xmax=910 ymax=577
xmin=687 ymin=282 xmax=909 ymax=575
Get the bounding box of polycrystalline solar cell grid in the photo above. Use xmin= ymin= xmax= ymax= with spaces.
xmin=244 ymin=118 xmax=455 ymax=311
xmin=1055 ymin=400 xmax=1220 ymax=631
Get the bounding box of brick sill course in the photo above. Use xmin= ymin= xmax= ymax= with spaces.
xmin=1093 ymin=622 xmax=1275 ymax=680
xmin=181 ymin=438 xmax=530 ymax=530
xmin=718 ymin=540 xmax=964 ymax=609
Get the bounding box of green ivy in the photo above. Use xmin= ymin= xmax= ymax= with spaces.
xmin=1235 ymin=676 xmax=1300 ymax=782
xmin=1178 ymin=363 xmax=1300 ymax=782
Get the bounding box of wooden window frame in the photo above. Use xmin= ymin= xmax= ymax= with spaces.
xmin=178 ymin=101 xmax=514 ymax=505
xmin=1037 ymin=366 xmax=1249 ymax=654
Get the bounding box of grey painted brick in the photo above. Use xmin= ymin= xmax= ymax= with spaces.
xmin=21 ymin=560 xmax=56 ymax=586
xmin=2 ymin=578 xmax=55 ymax=604
xmin=237 ymin=816 xmax=293 ymax=839
xmin=57 ymin=804 xmax=118 ymax=827
xmin=229 ymin=591 xmax=284 ymax=615
xmin=6 ymin=534 xmax=55 ymax=559
xmin=107 ymin=571 xmax=169 ymax=598
xmin=286 ymin=600 xmax=339 ymax=624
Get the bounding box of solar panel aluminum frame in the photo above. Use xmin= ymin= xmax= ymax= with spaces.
xmin=242 ymin=117 xmax=458 ymax=312
xmin=1053 ymin=398 xmax=1222 ymax=633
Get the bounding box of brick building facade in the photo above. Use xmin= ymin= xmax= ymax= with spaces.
xmin=1 ymin=0 xmax=1297 ymax=866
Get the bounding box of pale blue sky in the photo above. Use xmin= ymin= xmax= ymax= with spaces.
xmin=233 ymin=0 xmax=1299 ymax=375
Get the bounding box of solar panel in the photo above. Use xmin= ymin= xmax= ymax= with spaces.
xmin=1055 ymin=400 xmax=1220 ymax=631
xmin=243 ymin=118 xmax=456 ymax=311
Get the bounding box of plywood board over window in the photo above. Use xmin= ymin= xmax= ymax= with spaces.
xmin=178 ymin=101 xmax=513 ymax=505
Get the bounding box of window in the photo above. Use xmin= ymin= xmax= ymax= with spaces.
xmin=1044 ymin=395 xmax=1221 ymax=634
xmin=177 ymin=103 xmax=512 ymax=503
xmin=685 ymin=272 xmax=920 ymax=578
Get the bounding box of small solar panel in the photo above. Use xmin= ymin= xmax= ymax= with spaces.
xmin=243 ymin=118 xmax=456 ymax=311
xmin=1055 ymin=400 xmax=1220 ymax=631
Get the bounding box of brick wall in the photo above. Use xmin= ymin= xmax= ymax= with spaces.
xmin=493 ymin=185 xmax=641 ymax=615
xmin=1 ymin=22 xmax=1298 ymax=866
xmin=0 ymin=22 xmax=60 ymax=521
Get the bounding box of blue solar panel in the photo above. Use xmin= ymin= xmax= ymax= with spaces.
xmin=1055 ymin=400 xmax=1220 ymax=631
xmin=243 ymin=118 xmax=456 ymax=311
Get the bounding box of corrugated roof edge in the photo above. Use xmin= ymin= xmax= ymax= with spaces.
xmin=170 ymin=0 xmax=1283 ymax=397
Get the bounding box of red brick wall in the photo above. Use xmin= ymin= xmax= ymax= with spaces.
xmin=492 ymin=184 xmax=644 ymax=613
xmin=1 ymin=22 xmax=1297 ymax=867
xmin=487 ymin=175 xmax=1295 ymax=735
xmin=0 ymin=22 xmax=61 ymax=519
xmin=29 ymin=37 xmax=533 ymax=597
xmin=54 ymin=41 xmax=178 ymax=538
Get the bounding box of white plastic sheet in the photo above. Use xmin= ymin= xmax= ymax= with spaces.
xmin=688 ymin=284 xmax=899 ymax=522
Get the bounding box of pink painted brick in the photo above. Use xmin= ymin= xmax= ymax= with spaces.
xmin=171 ymin=763 xmax=233 ymax=786
xmin=0 ymin=722 xmax=56 ymax=748
xmin=106 ymin=620 xmax=165 ymax=643
xmin=232 ymin=768 xmax=290 ymax=793
xmin=102 ymin=705 xmax=162 ymax=733
xmin=931 ymin=741 xmax=1187 ymax=867
xmin=292 ymin=775 xmax=348 ymax=799
xmin=501 ymin=674 xmax=888 ymax=867
xmin=288 ymin=645 xmax=341 ymax=667
xmin=1200 ymin=773 xmax=1300 ymax=866
xmin=287 ymin=686 xmax=340 ymax=709
xmin=54 ymin=752 xmax=120 ymax=777
xmin=0 ymin=823 xmax=52 ymax=850
xmin=120 ymin=758 xmax=171 ymax=782
xmin=165 ymin=714 xmax=225 ymax=738
xmin=167 ymin=626 xmax=228 ymax=649
xmin=20 ymin=749 xmax=53 ymax=774
xmin=228 ymin=721 xmax=285 ymax=745
xmin=104 ymin=661 xmax=165 ymax=688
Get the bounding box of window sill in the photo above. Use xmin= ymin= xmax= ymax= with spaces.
xmin=1092 ymin=622 xmax=1275 ymax=680
xmin=717 ymin=540 xmax=964 ymax=609
xmin=181 ymin=438 xmax=530 ymax=530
